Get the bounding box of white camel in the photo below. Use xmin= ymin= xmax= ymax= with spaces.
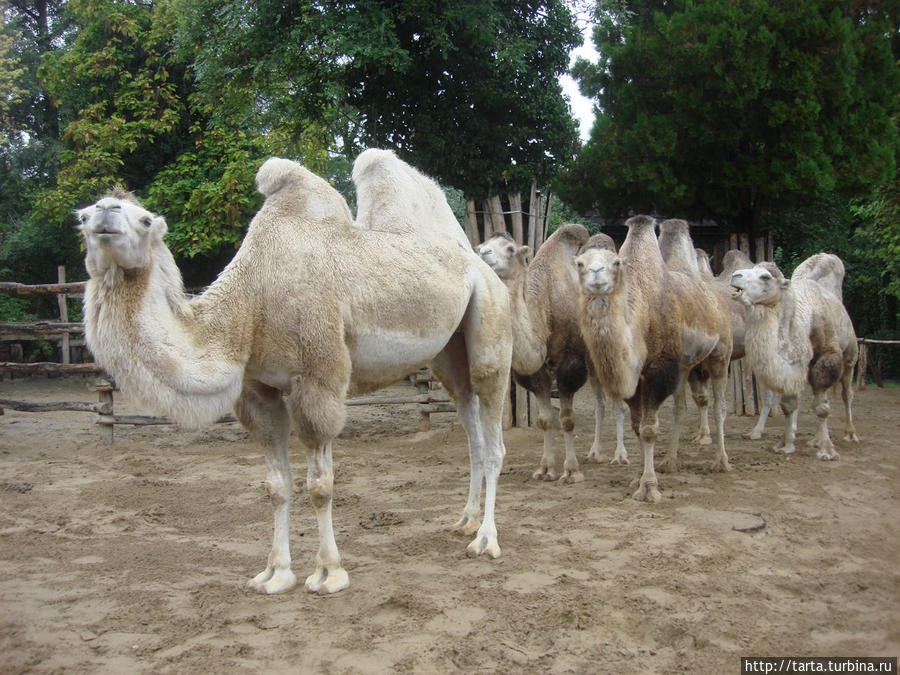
xmin=477 ymin=225 xmax=627 ymax=480
xmin=78 ymin=149 xmax=513 ymax=595
xmin=575 ymin=216 xmax=733 ymax=502
xmin=741 ymin=252 xmax=846 ymax=440
xmin=730 ymin=261 xmax=858 ymax=459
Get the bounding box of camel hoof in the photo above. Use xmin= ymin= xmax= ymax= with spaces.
xmin=711 ymin=459 xmax=733 ymax=473
xmin=609 ymin=451 xmax=629 ymax=466
xmin=248 ymin=567 xmax=297 ymax=595
xmin=773 ymin=444 xmax=795 ymax=455
xmin=452 ymin=515 xmax=481 ymax=536
xmin=816 ymin=447 xmax=840 ymax=461
xmin=585 ymin=449 xmax=602 ymax=463
xmin=694 ymin=434 xmax=712 ymax=446
xmin=559 ymin=469 xmax=584 ymax=484
xmin=466 ymin=533 xmax=501 ymax=559
xmin=532 ymin=467 xmax=557 ymax=481
xmin=743 ymin=430 xmax=763 ymax=440
xmin=305 ymin=567 xmax=348 ymax=595
xmin=844 ymin=432 xmax=860 ymax=443
xmin=632 ymin=483 xmax=662 ymax=503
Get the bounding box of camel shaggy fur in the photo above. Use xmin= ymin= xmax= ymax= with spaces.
xmin=574 ymin=216 xmax=733 ymax=502
xmin=78 ymin=149 xmax=513 ymax=595
xmin=738 ymin=252 xmax=846 ymax=440
xmin=476 ymin=225 xmax=626 ymax=480
xmin=654 ymin=219 xmax=735 ymax=467
xmin=730 ymin=261 xmax=858 ymax=459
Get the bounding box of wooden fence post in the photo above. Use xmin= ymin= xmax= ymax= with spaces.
xmin=57 ymin=266 xmax=70 ymax=365
xmin=95 ymin=379 xmax=115 ymax=444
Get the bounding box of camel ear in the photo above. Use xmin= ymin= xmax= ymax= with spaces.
xmin=151 ymin=215 xmax=168 ymax=239
xmin=516 ymin=246 xmax=532 ymax=264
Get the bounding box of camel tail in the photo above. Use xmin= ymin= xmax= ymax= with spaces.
xmin=256 ymin=157 xmax=314 ymax=198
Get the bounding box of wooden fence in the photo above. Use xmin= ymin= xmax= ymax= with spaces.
xmin=2 ymin=270 xmax=895 ymax=443
xmin=0 ymin=273 xmax=455 ymax=443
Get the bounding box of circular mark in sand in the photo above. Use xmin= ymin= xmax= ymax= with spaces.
xmin=680 ymin=507 xmax=767 ymax=533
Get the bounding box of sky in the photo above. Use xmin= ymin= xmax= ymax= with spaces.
xmin=561 ymin=18 xmax=600 ymax=142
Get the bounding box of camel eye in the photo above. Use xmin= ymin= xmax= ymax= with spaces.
xmin=760 ymin=274 xmax=772 ymax=281
xmin=575 ymin=260 xmax=584 ymax=269
xmin=140 ymin=216 xmax=152 ymax=228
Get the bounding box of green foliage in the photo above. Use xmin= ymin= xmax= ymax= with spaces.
xmin=338 ymin=0 xmax=581 ymax=198
xmin=0 ymin=292 xmax=36 ymax=322
xmin=851 ymin=174 xmax=900 ymax=312
xmin=764 ymin=195 xmax=896 ymax=342
xmin=558 ymin=0 xmax=900 ymax=235
xmin=547 ymin=193 xmax=595 ymax=236
xmin=174 ymin=0 xmax=581 ymax=199
xmin=34 ymin=0 xmax=187 ymax=227
xmin=145 ymin=124 xmax=266 ymax=259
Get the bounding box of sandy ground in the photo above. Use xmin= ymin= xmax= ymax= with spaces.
xmin=0 ymin=375 xmax=898 ymax=674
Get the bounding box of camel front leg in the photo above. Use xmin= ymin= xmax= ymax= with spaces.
xmin=689 ymin=375 xmax=712 ymax=445
xmin=558 ymin=393 xmax=584 ymax=483
xmin=235 ymin=383 xmax=298 ymax=595
xmin=810 ymin=391 xmax=839 ymax=461
xmin=773 ymin=394 xmax=799 ymax=455
xmin=532 ymin=392 xmax=557 ymax=481
xmin=745 ymin=386 xmax=777 ymax=440
xmin=304 ymin=441 xmax=349 ymax=594
xmin=633 ymin=406 xmax=662 ymax=503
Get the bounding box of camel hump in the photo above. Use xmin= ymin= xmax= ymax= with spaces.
xmin=659 ymin=218 xmax=690 ymax=235
xmin=256 ymin=157 xmax=317 ymax=197
xmin=550 ymin=223 xmax=590 ymax=248
xmin=625 ymin=214 xmax=657 ymax=233
xmin=580 ymin=232 xmax=617 ymax=254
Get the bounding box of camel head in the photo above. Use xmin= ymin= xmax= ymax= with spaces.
xmin=477 ymin=232 xmax=530 ymax=280
xmin=730 ymin=262 xmax=789 ymax=307
xmin=573 ymin=247 xmax=622 ymax=296
xmin=77 ymin=191 xmax=168 ymax=277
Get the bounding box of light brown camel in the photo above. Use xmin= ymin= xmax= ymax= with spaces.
xmin=477 ymin=225 xmax=627 ymax=481
xmin=654 ymin=219 xmax=735 ymax=471
xmin=574 ymin=215 xmax=733 ymax=502
xmin=731 ymin=261 xmax=858 ymax=458
xmin=78 ymin=149 xmax=513 ymax=595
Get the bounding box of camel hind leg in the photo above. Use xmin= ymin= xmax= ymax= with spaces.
xmin=585 ymin=371 xmax=628 ymax=465
xmin=514 ymin=369 xmax=557 ymax=481
xmin=440 ymin=278 xmax=512 ymax=558
xmin=235 ymin=381 xmax=297 ymax=595
xmin=431 ymin=329 xmax=509 ymax=558
xmin=841 ymin=365 xmax=859 ymax=443
xmin=431 ymin=337 xmax=485 ymax=537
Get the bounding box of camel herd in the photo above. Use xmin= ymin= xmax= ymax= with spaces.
xmin=76 ymin=150 xmax=859 ymax=595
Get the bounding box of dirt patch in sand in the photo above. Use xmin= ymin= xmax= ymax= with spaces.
xmin=1 ymin=376 xmax=898 ymax=673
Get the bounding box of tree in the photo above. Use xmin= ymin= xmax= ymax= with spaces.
xmin=175 ymin=0 xmax=582 ymax=199
xmin=337 ymin=0 xmax=582 ymax=198
xmin=557 ymin=0 xmax=900 ymax=237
